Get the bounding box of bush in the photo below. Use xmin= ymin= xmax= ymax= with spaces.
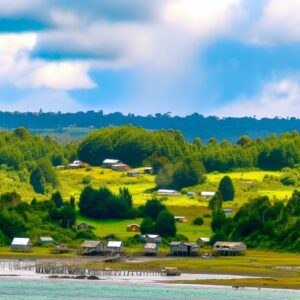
xmin=280 ymin=173 xmax=298 ymax=186
xmin=82 ymin=176 xmax=91 ymax=185
xmin=193 ymin=217 xmax=204 ymax=225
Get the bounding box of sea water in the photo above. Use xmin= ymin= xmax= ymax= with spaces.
xmin=0 ymin=279 xmax=299 ymax=300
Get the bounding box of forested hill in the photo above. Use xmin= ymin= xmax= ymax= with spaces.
xmin=1 ymin=111 xmax=300 ymax=142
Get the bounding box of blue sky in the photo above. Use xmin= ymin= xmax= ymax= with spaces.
xmin=1 ymin=0 xmax=300 ymax=117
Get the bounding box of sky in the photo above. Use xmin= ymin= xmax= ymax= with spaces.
xmin=1 ymin=0 xmax=300 ymax=118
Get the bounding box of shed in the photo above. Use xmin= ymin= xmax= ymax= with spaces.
xmin=143 ymin=234 xmax=162 ymax=244
xmin=126 ymin=224 xmax=141 ymax=232
xmin=144 ymin=243 xmax=158 ymax=256
xmin=112 ymin=163 xmax=130 ymax=172
xmin=11 ymin=238 xmax=33 ymax=252
xmin=127 ymin=170 xmax=141 ymax=177
xmin=201 ymin=191 xmax=215 ymax=198
xmin=196 ymin=237 xmax=210 ymax=244
xmin=174 ymin=216 xmax=188 ymax=223
xmin=107 ymin=241 xmax=123 ymax=253
xmin=157 ymin=189 xmax=181 ymax=196
xmin=213 ymin=242 xmax=247 ymax=256
xmin=170 ymin=242 xmax=199 ymax=256
xmin=144 ymin=167 xmax=153 ymax=174
xmin=39 ymin=237 xmax=54 ymax=244
xmin=68 ymin=160 xmax=88 ymax=169
xmin=102 ymin=159 xmax=122 ymax=168
xmin=51 ymin=243 xmax=69 ymax=254
xmin=79 ymin=240 xmax=105 ymax=255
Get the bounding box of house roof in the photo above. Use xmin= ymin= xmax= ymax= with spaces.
xmin=81 ymin=240 xmax=102 ymax=248
xmin=214 ymin=242 xmax=246 ymax=250
xmin=158 ymin=189 xmax=178 ymax=193
xmin=127 ymin=224 xmax=140 ymax=227
xmin=112 ymin=163 xmax=128 ymax=167
xmin=201 ymin=191 xmax=215 ymax=196
xmin=197 ymin=237 xmax=210 ymax=242
xmin=11 ymin=238 xmax=31 ymax=246
xmin=103 ymin=159 xmax=120 ymax=164
xmin=40 ymin=237 xmax=54 ymax=242
xmin=107 ymin=241 xmax=122 ymax=248
xmin=145 ymin=243 xmax=157 ymax=250
xmin=170 ymin=242 xmax=198 ymax=247
xmin=144 ymin=234 xmax=160 ymax=239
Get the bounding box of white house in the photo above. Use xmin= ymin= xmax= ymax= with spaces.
xmin=107 ymin=241 xmax=123 ymax=253
xmin=157 ymin=189 xmax=181 ymax=196
xmin=11 ymin=238 xmax=33 ymax=252
xmin=201 ymin=191 xmax=215 ymax=198
xmin=102 ymin=159 xmax=121 ymax=168
xmin=39 ymin=237 xmax=54 ymax=244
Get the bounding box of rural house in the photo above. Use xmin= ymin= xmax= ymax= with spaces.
xmin=107 ymin=241 xmax=123 ymax=253
xmin=224 ymin=209 xmax=233 ymax=215
xmin=79 ymin=240 xmax=105 ymax=255
xmin=38 ymin=237 xmax=54 ymax=244
xmin=174 ymin=216 xmax=188 ymax=223
xmin=68 ymin=160 xmax=88 ymax=169
xmin=170 ymin=242 xmax=199 ymax=256
xmin=196 ymin=237 xmax=210 ymax=244
xmin=143 ymin=234 xmax=162 ymax=244
xmin=126 ymin=224 xmax=141 ymax=232
xmin=213 ymin=242 xmax=247 ymax=256
xmin=102 ymin=159 xmax=122 ymax=168
xmin=51 ymin=244 xmax=69 ymax=254
xmin=157 ymin=189 xmax=181 ymax=196
xmin=144 ymin=167 xmax=153 ymax=174
xmin=144 ymin=243 xmax=158 ymax=256
xmin=127 ymin=170 xmax=141 ymax=177
xmin=11 ymin=238 xmax=33 ymax=252
xmin=201 ymin=191 xmax=215 ymax=198
xmin=111 ymin=163 xmax=130 ymax=172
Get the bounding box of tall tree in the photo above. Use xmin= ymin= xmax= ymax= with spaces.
xmin=218 ymin=176 xmax=235 ymax=201
xmin=154 ymin=210 xmax=176 ymax=237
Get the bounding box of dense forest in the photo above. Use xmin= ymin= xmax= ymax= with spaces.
xmin=1 ymin=111 xmax=300 ymax=142
xmin=78 ymin=125 xmax=300 ymax=173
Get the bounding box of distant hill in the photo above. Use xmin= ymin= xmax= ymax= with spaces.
xmin=1 ymin=111 xmax=300 ymax=142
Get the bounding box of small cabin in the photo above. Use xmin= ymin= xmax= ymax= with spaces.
xmin=68 ymin=160 xmax=88 ymax=169
xmin=11 ymin=238 xmax=33 ymax=252
xmin=213 ymin=242 xmax=247 ymax=256
xmin=38 ymin=237 xmax=54 ymax=244
xmin=224 ymin=209 xmax=233 ymax=215
xmin=157 ymin=189 xmax=181 ymax=196
xmin=170 ymin=242 xmax=199 ymax=257
xmin=77 ymin=223 xmax=92 ymax=230
xmin=102 ymin=159 xmax=122 ymax=168
xmin=174 ymin=216 xmax=188 ymax=223
xmin=51 ymin=243 xmax=69 ymax=254
xmin=187 ymin=192 xmax=196 ymax=198
xmin=196 ymin=237 xmax=210 ymax=244
xmin=143 ymin=234 xmax=162 ymax=244
xmin=126 ymin=224 xmax=141 ymax=232
xmin=107 ymin=241 xmax=123 ymax=253
xmin=127 ymin=170 xmax=141 ymax=177
xmin=112 ymin=163 xmax=130 ymax=172
xmin=144 ymin=243 xmax=158 ymax=256
xmin=144 ymin=167 xmax=153 ymax=175
xmin=79 ymin=240 xmax=105 ymax=255
xmin=201 ymin=191 xmax=215 ymax=198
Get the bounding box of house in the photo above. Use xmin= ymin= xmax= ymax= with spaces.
xmin=196 ymin=237 xmax=210 ymax=244
xmin=102 ymin=159 xmax=122 ymax=168
xmin=170 ymin=242 xmax=199 ymax=256
xmin=224 ymin=209 xmax=233 ymax=215
xmin=187 ymin=192 xmax=196 ymax=198
xmin=144 ymin=167 xmax=153 ymax=174
xmin=107 ymin=241 xmax=123 ymax=253
xmin=11 ymin=238 xmax=33 ymax=252
xmin=126 ymin=224 xmax=141 ymax=232
xmin=38 ymin=237 xmax=54 ymax=244
xmin=79 ymin=240 xmax=105 ymax=255
xmin=213 ymin=242 xmax=247 ymax=256
xmin=68 ymin=160 xmax=88 ymax=169
xmin=51 ymin=243 xmax=69 ymax=254
xmin=157 ymin=189 xmax=181 ymax=196
xmin=127 ymin=170 xmax=141 ymax=177
xmin=201 ymin=191 xmax=216 ymax=198
xmin=143 ymin=234 xmax=162 ymax=244
xmin=77 ymin=223 xmax=92 ymax=230
xmin=111 ymin=163 xmax=130 ymax=172
xmin=144 ymin=243 xmax=158 ymax=256
xmin=174 ymin=216 xmax=188 ymax=223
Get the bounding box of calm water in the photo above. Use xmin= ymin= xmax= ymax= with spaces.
xmin=0 ymin=279 xmax=299 ymax=300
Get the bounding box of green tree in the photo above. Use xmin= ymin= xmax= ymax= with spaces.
xmin=208 ymin=191 xmax=223 ymax=212
xmin=154 ymin=210 xmax=176 ymax=237
xmin=140 ymin=217 xmax=155 ymax=234
xmin=218 ymin=176 xmax=235 ymax=201
xmin=51 ymin=191 xmax=63 ymax=208
xmin=30 ymin=167 xmax=46 ymax=194
xmin=144 ymin=198 xmax=166 ymax=221
xmin=119 ymin=187 xmax=133 ymax=208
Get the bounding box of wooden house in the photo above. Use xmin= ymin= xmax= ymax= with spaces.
xmin=11 ymin=238 xmax=33 ymax=252
xmin=102 ymin=159 xmax=122 ymax=168
xmin=38 ymin=237 xmax=54 ymax=244
xmin=127 ymin=170 xmax=141 ymax=177
xmin=144 ymin=243 xmax=158 ymax=256
xmin=170 ymin=242 xmax=199 ymax=256
xmin=157 ymin=189 xmax=181 ymax=196
xmin=144 ymin=167 xmax=153 ymax=174
xmin=174 ymin=216 xmax=188 ymax=223
xmin=107 ymin=241 xmax=123 ymax=253
xmin=126 ymin=224 xmax=141 ymax=232
xmin=143 ymin=234 xmax=162 ymax=244
xmin=201 ymin=191 xmax=215 ymax=198
xmin=51 ymin=244 xmax=69 ymax=254
xmin=111 ymin=163 xmax=130 ymax=172
xmin=79 ymin=240 xmax=105 ymax=255
xmin=213 ymin=242 xmax=247 ymax=256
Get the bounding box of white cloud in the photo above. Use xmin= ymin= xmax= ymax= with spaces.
xmin=214 ymin=77 xmax=300 ymax=118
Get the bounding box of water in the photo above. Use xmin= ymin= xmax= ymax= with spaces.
xmin=0 ymin=278 xmax=299 ymax=300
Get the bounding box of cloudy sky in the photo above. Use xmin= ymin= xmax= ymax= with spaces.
xmin=1 ymin=0 xmax=300 ymax=117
